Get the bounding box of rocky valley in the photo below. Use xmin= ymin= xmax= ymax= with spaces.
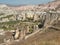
xmin=0 ymin=0 xmax=60 ymax=45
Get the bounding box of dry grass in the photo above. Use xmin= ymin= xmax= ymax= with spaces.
xmin=8 ymin=28 xmax=60 ymax=45
xmin=6 ymin=21 xmax=60 ymax=45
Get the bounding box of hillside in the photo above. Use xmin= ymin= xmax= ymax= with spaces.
xmin=4 ymin=20 xmax=60 ymax=45
xmin=4 ymin=19 xmax=60 ymax=45
xmin=0 ymin=0 xmax=60 ymax=45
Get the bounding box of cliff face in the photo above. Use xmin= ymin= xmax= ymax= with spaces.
xmin=41 ymin=12 xmax=60 ymax=27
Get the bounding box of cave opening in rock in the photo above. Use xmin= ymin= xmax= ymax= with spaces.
xmin=38 ymin=24 xmax=44 ymax=28
xmin=38 ymin=19 xmax=45 ymax=28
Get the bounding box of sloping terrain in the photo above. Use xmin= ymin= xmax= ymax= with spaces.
xmin=0 ymin=0 xmax=60 ymax=45
xmin=5 ymin=20 xmax=60 ymax=45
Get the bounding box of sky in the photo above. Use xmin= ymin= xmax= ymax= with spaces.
xmin=0 ymin=0 xmax=53 ymax=5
